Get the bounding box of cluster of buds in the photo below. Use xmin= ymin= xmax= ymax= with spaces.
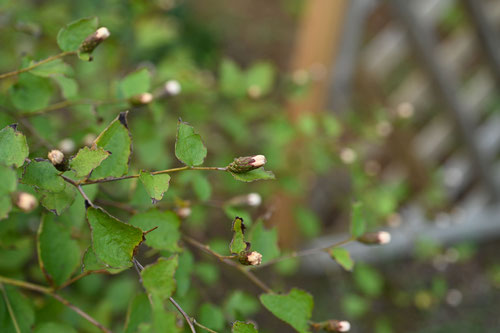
xmin=48 ymin=149 xmax=69 ymax=172
xmin=238 ymin=251 xmax=262 ymax=266
xmin=227 ymin=155 xmax=266 ymax=173
xmin=79 ymin=27 xmax=110 ymax=59
xmin=14 ymin=192 xmax=38 ymax=213
xmin=129 ymin=92 xmax=154 ymax=106
xmin=357 ymin=231 xmax=391 ymax=245
xmin=311 ymin=320 xmax=350 ymax=332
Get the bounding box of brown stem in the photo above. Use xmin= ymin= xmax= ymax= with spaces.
xmin=192 ymin=318 xmax=219 ymax=333
xmin=57 ymin=270 xmax=107 ymax=290
xmin=0 ymin=51 xmax=76 ymax=80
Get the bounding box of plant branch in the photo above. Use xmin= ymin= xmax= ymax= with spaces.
xmin=0 ymin=51 xmax=76 ymax=80
xmin=252 ymin=237 xmax=355 ymax=269
xmin=0 ymin=276 xmax=112 ymax=333
xmin=18 ymin=98 xmax=122 ymax=117
xmin=192 ymin=318 xmax=219 ymax=333
xmin=0 ymin=283 xmax=21 ymax=333
xmin=57 ymin=270 xmax=107 ymax=290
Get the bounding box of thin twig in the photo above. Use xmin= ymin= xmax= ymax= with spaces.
xmin=18 ymin=98 xmax=122 ymax=117
xmin=0 ymin=51 xmax=76 ymax=80
xmin=0 ymin=276 xmax=112 ymax=333
xmin=0 ymin=283 xmax=21 ymax=333
xmin=57 ymin=270 xmax=107 ymax=290
xmin=192 ymin=318 xmax=219 ymax=333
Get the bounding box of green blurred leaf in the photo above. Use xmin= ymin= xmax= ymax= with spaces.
xmin=194 ymin=262 xmax=219 ymax=286
xmin=10 ymin=73 xmax=53 ymax=112
xmin=191 ymin=173 xmax=211 ymax=201
xmin=141 ymin=256 xmax=178 ymax=301
xmin=249 ymin=220 xmax=280 ymax=264
xmin=246 ymin=62 xmax=275 ymax=96
xmin=232 ymin=321 xmax=259 ymax=333
xmin=124 ymin=293 xmax=151 ymax=333
xmin=350 ymin=202 xmax=366 ymax=238
xmin=39 ymin=183 xmax=76 ymax=215
xmin=0 ymin=196 xmax=12 ymax=220
xmin=52 ymin=75 xmax=78 ymax=99
xmin=220 ymin=59 xmax=246 ymax=98
xmin=329 ymin=247 xmax=354 ymax=271
xmin=224 ymin=291 xmax=260 ymax=320
xmin=0 ymin=125 xmax=29 ymax=168
xmin=198 ymin=303 xmax=225 ymax=331
xmin=82 ymin=246 xmax=125 ymax=274
xmin=22 ymin=160 xmax=65 ymax=192
xmin=294 ymin=206 xmax=321 ymax=239
xmin=260 ymin=288 xmax=313 ymax=333
xmin=129 ymin=209 xmax=180 ymax=252
xmin=57 ymin=17 xmax=98 ymax=52
xmin=230 ymin=168 xmax=275 ymax=183
xmin=86 ymin=206 xmax=143 ymax=268
xmin=342 ymin=294 xmax=369 ymax=318
xmin=0 ymin=285 xmax=35 ymax=333
xmin=175 ymin=120 xmax=207 ymax=166
xmin=119 ymin=68 xmax=151 ymax=99
xmin=29 ymin=59 xmax=73 ymax=77
xmin=70 ymin=146 xmax=110 ymax=178
xmin=34 ymin=322 xmax=77 ymax=333
xmin=0 ymin=165 xmax=17 ymax=196
xmin=90 ymin=112 xmax=132 ymax=180
xmin=354 ymin=264 xmax=383 ymax=297
xmin=174 ymin=250 xmax=194 ymax=298
xmin=230 ymin=217 xmax=247 ymax=254
xmin=139 ymin=171 xmax=171 ymax=203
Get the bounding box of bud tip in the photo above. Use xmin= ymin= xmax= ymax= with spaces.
xmin=16 ymin=192 xmax=38 ymax=212
xmin=165 ymin=80 xmax=181 ymax=95
xmin=96 ymin=27 xmax=110 ymax=40
xmin=337 ymin=321 xmax=350 ymax=332
xmin=247 ymin=251 xmax=263 ymax=266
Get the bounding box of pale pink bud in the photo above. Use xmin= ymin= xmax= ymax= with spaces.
xmin=165 ymin=80 xmax=181 ymax=95
xmin=176 ymin=207 xmax=191 ymax=219
xmin=247 ymin=193 xmax=262 ymax=207
xmin=250 ymin=155 xmax=266 ymax=168
xmin=358 ymin=231 xmax=391 ymax=245
xmin=95 ymin=27 xmax=110 ymax=40
xmin=15 ymin=192 xmax=38 ymax=212
xmin=47 ymin=149 xmax=64 ymax=165
xmin=247 ymin=251 xmax=262 ymax=266
xmin=337 ymin=321 xmax=351 ymax=332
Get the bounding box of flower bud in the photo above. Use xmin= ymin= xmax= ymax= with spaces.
xmin=129 ymin=92 xmax=154 ymax=106
xmin=176 ymin=207 xmax=191 ymax=219
xmin=239 ymin=251 xmax=262 ymax=266
xmin=164 ymin=80 xmax=181 ymax=96
xmin=357 ymin=231 xmax=391 ymax=245
xmin=247 ymin=193 xmax=262 ymax=207
xmin=58 ymin=138 xmax=75 ymax=154
xmin=79 ymin=27 xmax=110 ymax=55
xmin=325 ymin=320 xmax=351 ymax=332
xmin=14 ymin=192 xmax=38 ymax=212
xmin=48 ymin=149 xmax=64 ymax=165
xmin=228 ymin=155 xmax=266 ymax=173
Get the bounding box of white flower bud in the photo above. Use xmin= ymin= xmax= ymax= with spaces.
xmin=176 ymin=207 xmax=191 ymax=219
xmin=165 ymin=80 xmax=181 ymax=95
xmin=340 ymin=148 xmax=356 ymax=164
xmin=15 ymin=192 xmax=38 ymax=212
xmin=250 ymin=155 xmax=266 ymax=168
xmin=139 ymin=93 xmax=153 ymax=104
xmin=95 ymin=27 xmax=110 ymax=40
xmin=47 ymin=149 xmax=64 ymax=165
xmin=247 ymin=251 xmax=262 ymax=266
xmin=59 ymin=138 xmax=75 ymax=154
xmin=337 ymin=321 xmax=350 ymax=332
xmin=247 ymin=193 xmax=262 ymax=207
xmin=377 ymin=231 xmax=391 ymax=244
xmin=357 ymin=231 xmax=391 ymax=245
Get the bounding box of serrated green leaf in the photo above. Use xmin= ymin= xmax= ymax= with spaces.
xmin=260 ymin=288 xmax=313 ymax=333
xmin=87 ymin=207 xmax=143 ymax=268
xmin=175 ymin=120 xmax=207 ymax=166
xmin=329 ymin=247 xmax=354 ymax=271
xmin=232 ymin=321 xmax=259 ymax=333
xmin=52 ymin=75 xmax=78 ymax=99
xmin=34 ymin=322 xmax=77 ymax=333
xmin=198 ymin=303 xmax=225 ymax=331
xmin=119 ymin=68 xmax=151 ymax=99
xmin=249 ymin=220 xmax=280 ymax=264
xmin=9 ymin=73 xmax=53 ymax=112
xmin=139 ymin=171 xmax=171 ymax=203
xmin=70 ymin=146 xmax=110 ymax=178
xmin=0 ymin=285 xmax=35 ymax=333
xmin=29 ymin=59 xmax=74 ymax=77
xmin=350 ymin=202 xmax=366 ymax=238
xmin=37 ymin=214 xmax=80 ymax=286
xmin=57 ymin=17 xmax=98 ymax=52
xmin=230 ymin=168 xmax=275 ymax=182
xmin=230 ymin=217 xmax=247 ymax=254
xmin=0 ymin=125 xmax=29 ymax=168
xmin=82 ymin=246 xmax=124 ymax=274
xmin=22 ymin=160 xmax=65 ymax=192
xmin=0 ymin=165 xmax=17 ymax=197
xmin=129 ymin=209 xmax=180 ymax=252
xmin=124 ymin=294 xmax=152 ymax=333
xmin=39 ymin=183 xmax=76 ymax=215
xmin=141 ymin=256 xmax=178 ymax=300
xmin=89 ymin=112 xmax=132 ymax=180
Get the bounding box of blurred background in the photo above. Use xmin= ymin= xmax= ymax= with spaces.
xmin=1 ymin=0 xmax=500 ymax=332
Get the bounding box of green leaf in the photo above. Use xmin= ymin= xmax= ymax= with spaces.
xmin=329 ymin=247 xmax=354 ymax=271
xmin=57 ymin=17 xmax=98 ymax=52
xmin=129 ymin=209 xmax=181 ymax=252
xmin=70 ymin=146 xmax=110 ymax=178
xmin=354 ymin=264 xmax=384 ymax=297
xmin=124 ymin=294 xmax=151 ymax=333
xmin=141 ymin=256 xmax=178 ymax=300
xmin=191 ymin=173 xmax=211 ymax=201
xmin=139 ymin=171 xmax=171 ymax=203
xmin=230 ymin=168 xmax=275 ymax=182
xmin=82 ymin=246 xmax=125 ymax=274
xmin=0 ymin=125 xmax=29 ymax=168
xmin=37 ymin=214 xmax=80 ymax=286
xmin=119 ymin=68 xmax=151 ymax=99
xmin=34 ymin=322 xmax=77 ymax=333
xmin=198 ymin=303 xmax=225 ymax=331
xmin=52 ymin=75 xmax=78 ymax=99
xmin=0 ymin=165 xmax=17 ymax=196
xmin=0 ymin=196 xmax=12 ymax=220
xmin=10 ymin=73 xmax=53 ymax=112
xmin=174 ymin=250 xmax=194 ymax=298
xmin=294 ymin=206 xmax=321 ymax=239
xmin=39 ymin=183 xmax=76 ymax=215
xmin=224 ymin=291 xmax=260 ymax=320
xmin=89 ymin=112 xmax=132 ymax=180
xmin=232 ymin=321 xmax=259 ymax=333
xmin=246 ymin=62 xmax=275 ymax=96
xmin=22 ymin=160 xmax=65 ymax=192
xmin=0 ymin=285 xmax=35 ymax=333
xmin=350 ymin=202 xmax=366 ymax=238
xmin=220 ymin=59 xmax=246 ymax=98
xmin=260 ymin=288 xmax=313 ymax=333
xmin=86 ymin=207 xmax=143 ymax=268
xmin=175 ymin=120 xmax=207 ymax=166
xmin=249 ymin=220 xmax=280 ymax=264
xmin=29 ymin=59 xmax=74 ymax=77
xmin=230 ymin=217 xmax=247 ymax=254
